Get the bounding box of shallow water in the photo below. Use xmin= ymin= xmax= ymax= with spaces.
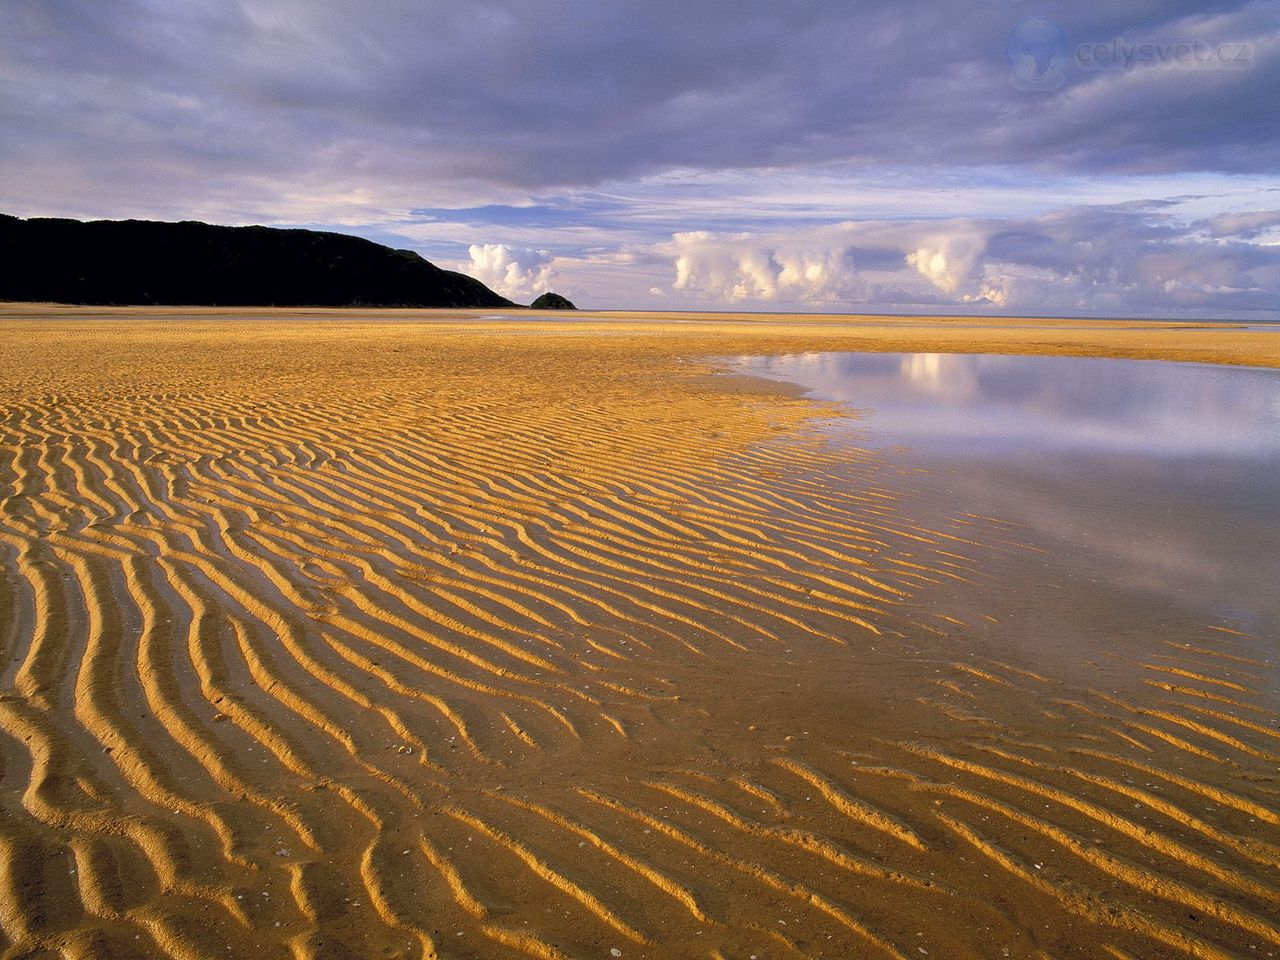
xmin=733 ymin=351 xmax=1280 ymax=652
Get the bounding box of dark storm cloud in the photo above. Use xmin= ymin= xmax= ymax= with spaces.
xmin=2 ymin=0 xmax=1278 ymax=211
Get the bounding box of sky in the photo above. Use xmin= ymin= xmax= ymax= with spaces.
xmin=2 ymin=0 xmax=1279 ymax=317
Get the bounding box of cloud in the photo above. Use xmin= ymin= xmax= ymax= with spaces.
xmin=463 ymin=244 xmax=555 ymax=299
xmin=905 ymin=232 xmax=987 ymax=294
xmin=667 ymin=230 xmax=867 ymax=303
xmin=1 ymin=0 xmax=1277 ymax=317
xmin=1193 ymin=209 xmax=1280 ymax=238
xmin=647 ymin=203 xmax=1280 ymax=317
xmin=2 ymin=0 xmax=1278 ymax=224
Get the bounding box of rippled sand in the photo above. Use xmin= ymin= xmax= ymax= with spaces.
xmin=1 ymin=308 xmax=1277 ymax=960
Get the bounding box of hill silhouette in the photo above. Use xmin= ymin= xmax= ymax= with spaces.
xmin=530 ymin=292 xmax=577 ymax=310
xmin=0 ymin=214 xmax=512 ymax=308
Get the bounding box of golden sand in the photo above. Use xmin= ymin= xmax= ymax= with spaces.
xmin=0 ymin=306 xmax=1277 ymax=959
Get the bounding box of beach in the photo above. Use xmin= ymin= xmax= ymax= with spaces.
xmin=0 ymin=306 xmax=1277 ymax=960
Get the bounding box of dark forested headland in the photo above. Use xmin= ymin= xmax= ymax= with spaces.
xmin=0 ymin=214 xmax=512 ymax=308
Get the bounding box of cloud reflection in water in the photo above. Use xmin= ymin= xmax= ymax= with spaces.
xmin=736 ymin=352 xmax=1280 ymax=460
xmin=732 ymin=351 xmax=1280 ymax=638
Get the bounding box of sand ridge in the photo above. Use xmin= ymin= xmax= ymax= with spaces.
xmin=0 ymin=310 xmax=1277 ymax=959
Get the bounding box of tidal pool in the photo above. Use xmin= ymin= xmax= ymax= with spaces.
xmin=732 ymin=351 xmax=1280 ymax=661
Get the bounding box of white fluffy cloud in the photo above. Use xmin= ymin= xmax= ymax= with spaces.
xmin=666 ymin=229 xmax=873 ymax=304
xmin=463 ymin=243 xmax=555 ymax=299
xmin=905 ymin=232 xmax=986 ymax=294
xmin=647 ymin=204 xmax=1280 ymax=317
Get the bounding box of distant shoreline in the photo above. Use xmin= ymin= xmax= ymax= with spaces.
xmin=4 ymin=303 xmax=1275 ymax=368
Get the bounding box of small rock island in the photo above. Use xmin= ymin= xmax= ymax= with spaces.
xmin=529 ymin=292 xmax=577 ymax=310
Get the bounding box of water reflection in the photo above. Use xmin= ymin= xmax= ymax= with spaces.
xmin=731 ymin=351 xmax=1280 ymax=645
xmin=736 ymin=352 xmax=1280 ymax=459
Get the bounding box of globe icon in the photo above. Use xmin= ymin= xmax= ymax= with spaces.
xmin=1007 ymin=17 xmax=1069 ymax=91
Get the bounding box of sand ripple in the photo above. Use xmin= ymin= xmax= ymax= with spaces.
xmin=0 ymin=316 xmax=1276 ymax=959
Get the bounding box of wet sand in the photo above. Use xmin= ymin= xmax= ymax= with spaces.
xmin=0 ymin=306 xmax=1277 ymax=959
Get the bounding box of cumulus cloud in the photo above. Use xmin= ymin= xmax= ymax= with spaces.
xmin=650 ymin=203 xmax=1280 ymax=317
xmin=463 ymin=244 xmax=555 ymax=299
xmin=905 ymin=232 xmax=988 ymax=295
xmin=667 ymin=231 xmax=870 ymax=304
